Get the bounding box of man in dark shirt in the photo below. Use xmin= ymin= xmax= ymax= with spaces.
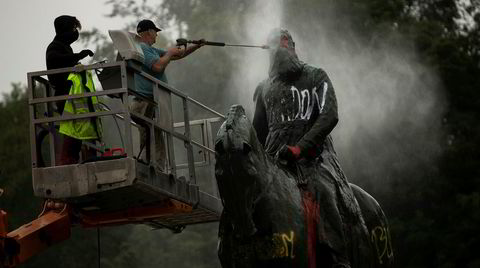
xmin=252 ymin=29 xmax=370 ymax=267
xmin=46 ymin=15 xmax=94 ymax=165
xmin=46 ymin=15 xmax=94 ymax=114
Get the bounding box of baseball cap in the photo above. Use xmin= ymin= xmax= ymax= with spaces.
xmin=137 ymin=19 xmax=162 ymax=33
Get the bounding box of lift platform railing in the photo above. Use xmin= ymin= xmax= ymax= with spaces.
xmin=27 ymin=60 xmax=225 ymax=187
xmin=173 ymin=117 xmax=224 ymax=170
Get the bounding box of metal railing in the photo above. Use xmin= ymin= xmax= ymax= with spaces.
xmin=27 ymin=60 xmax=225 ymax=186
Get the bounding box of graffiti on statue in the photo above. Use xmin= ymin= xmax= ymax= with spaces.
xmin=268 ymin=82 xmax=329 ymax=124
xmin=232 ymin=231 xmax=296 ymax=260
xmin=371 ymin=225 xmax=394 ymax=264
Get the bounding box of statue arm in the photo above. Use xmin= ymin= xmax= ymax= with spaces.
xmin=296 ymin=69 xmax=339 ymax=152
xmin=252 ymin=83 xmax=268 ymax=147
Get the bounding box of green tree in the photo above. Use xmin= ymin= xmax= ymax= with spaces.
xmin=0 ymin=84 xmax=40 ymax=229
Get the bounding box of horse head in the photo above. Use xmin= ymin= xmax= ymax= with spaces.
xmin=215 ymin=105 xmax=266 ymax=237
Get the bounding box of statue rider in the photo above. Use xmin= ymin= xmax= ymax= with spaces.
xmin=252 ymin=28 xmax=371 ymax=267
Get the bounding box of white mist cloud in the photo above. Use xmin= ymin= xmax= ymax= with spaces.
xmin=227 ymin=0 xmax=445 ymax=192
xmin=228 ymin=0 xmax=285 ymax=117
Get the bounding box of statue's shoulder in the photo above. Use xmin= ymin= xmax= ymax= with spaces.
xmin=303 ymin=64 xmax=328 ymax=77
xmin=302 ymin=64 xmax=331 ymax=86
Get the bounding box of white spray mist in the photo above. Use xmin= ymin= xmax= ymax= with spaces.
xmin=228 ymin=0 xmax=284 ymax=117
xmin=227 ymin=0 xmax=445 ymax=192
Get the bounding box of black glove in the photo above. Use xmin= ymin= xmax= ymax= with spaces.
xmin=78 ymin=49 xmax=94 ymax=59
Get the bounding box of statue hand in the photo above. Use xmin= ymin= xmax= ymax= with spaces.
xmin=277 ymin=145 xmax=301 ymax=165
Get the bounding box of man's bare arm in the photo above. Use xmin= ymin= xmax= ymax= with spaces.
xmin=171 ymin=42 xmax=204 ymax=61
xmin=151 ymin=47 xmax=185 ymax=72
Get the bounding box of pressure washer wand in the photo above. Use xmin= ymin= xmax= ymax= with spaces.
xmin=225 ymin=44 xmax=270 ymax=49
xmin=176 ymin=38 xmax=270 ymax=49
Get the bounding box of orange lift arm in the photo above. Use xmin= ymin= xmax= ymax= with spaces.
xmin=0 ymin=208 xmax=71 ymax=268
xmin=0 ymin=198 xmax=194 ymax=267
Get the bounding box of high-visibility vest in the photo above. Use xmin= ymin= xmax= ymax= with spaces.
xmin=59 ymin=70 xmax=103 ymax=140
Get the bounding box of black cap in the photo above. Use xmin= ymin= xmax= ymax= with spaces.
xmin=137 ymin=19 xmax=162 ymax=33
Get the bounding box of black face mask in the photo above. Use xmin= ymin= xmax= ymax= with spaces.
xmin=57 ymin=30 xmax=79 ymax=44
xmin=66 ymin=30 xmax=79 ymax=43
xmin=269 ymin=47 xmax=303 ymax=79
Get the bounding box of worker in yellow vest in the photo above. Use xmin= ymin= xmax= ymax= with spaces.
xmin=59 ymin=70 xmax=102 ymax=165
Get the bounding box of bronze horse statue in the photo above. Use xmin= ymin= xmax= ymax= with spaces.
xmin=215 ymin=105 xmax=393 ymax=267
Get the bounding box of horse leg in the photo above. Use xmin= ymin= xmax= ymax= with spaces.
xmin=218 ymin=211 xmax=234 ymax=268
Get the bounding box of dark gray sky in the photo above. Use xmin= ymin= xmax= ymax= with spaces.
xmin=0 ymin=0 xmax=124 ymax=97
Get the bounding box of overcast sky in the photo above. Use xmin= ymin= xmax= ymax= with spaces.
xmin=0 ymin=0 xmax=125 ymax=98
